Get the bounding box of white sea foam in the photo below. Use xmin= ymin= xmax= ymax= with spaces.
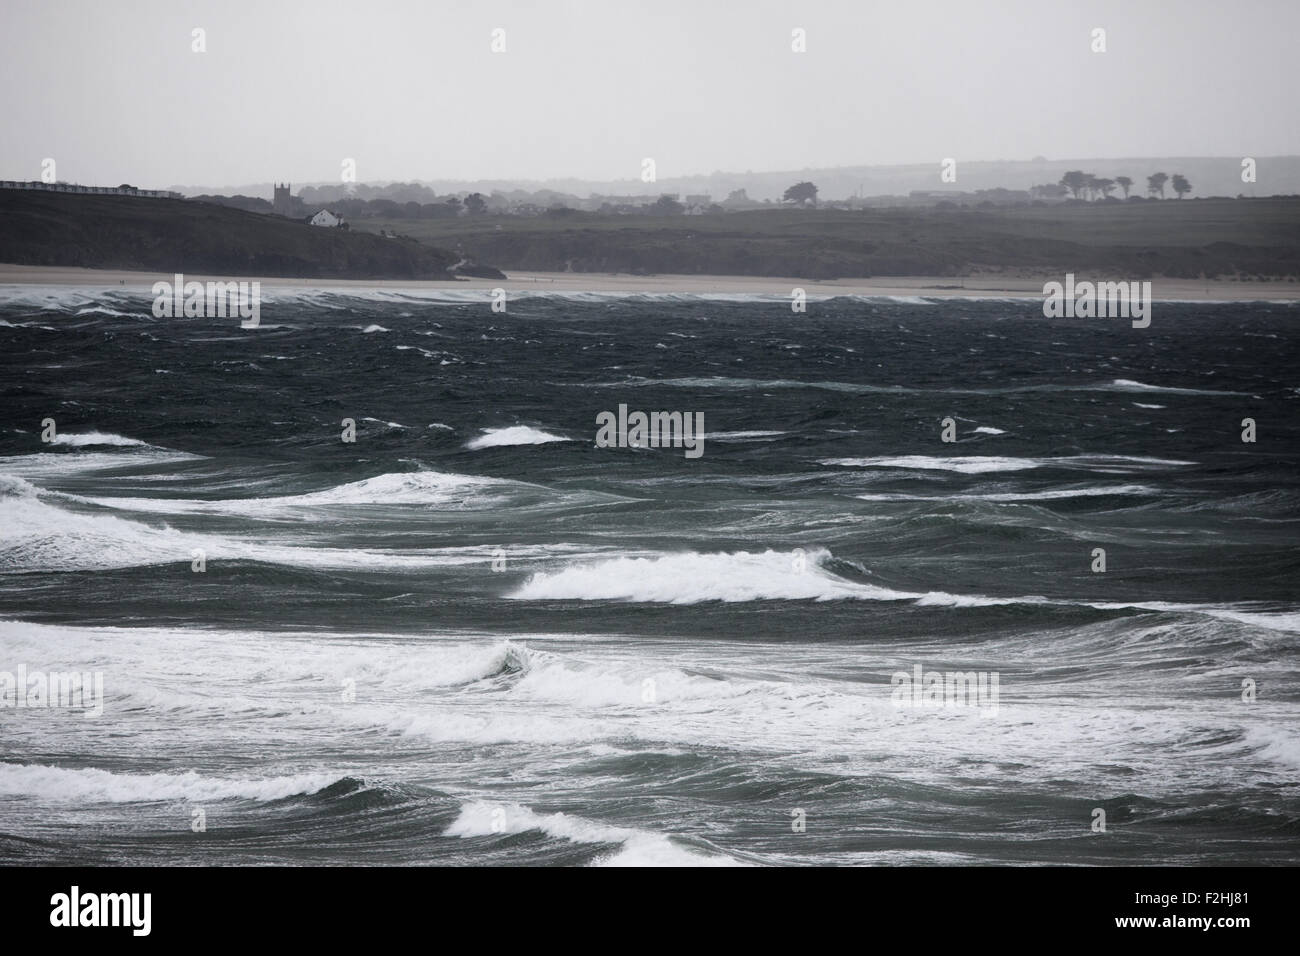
xmin=824 ymin=456 xmax=1040 ymax=474
xmin=0 ymin=484 xmax=207 ymax=570
xmin=0 ymin=448 xmax=201 ymax=478
xmin=466 ymin=426 xmax=569 ymax=449
xmin=507 ymin=648 xmax=750 ymax=707
xmin=1059 ymin=455 xmax=1196 ymax=468
xmin=856 ymin=484 xmax=1156 ymax=502
xmin=915 ymin=591 xmax=1044 ymax=608
xmin=509 ymin=548 xmax=914 ymax=604
xmin=0 ymin=764 xmax=342 ymax=803
xmin=48 ymin=431 xmax=148 ymax=447
xmin=1200 ymin=609 xmax=1300 ymax=633
xmin=705 ymin=430 xmax=786 ymax=441
xmin=265 ymin=471 xmax=502 ymax=506
xmin=1084 ymin=600 xmax=1300 ymax=634
xmin=507 ymin=548 xmax=1300 ymax=632
xmin=1244 ymin=728 xmax=1300 ymax=770
xmin=576 ymin=375 xmax=1255 ymax=398
xmin=74 ymin=306 xmax=136 ymax=318
xmin=444 ymin=800 xmax=743 ymax=866
xmin=80 ymin=470 xmax=531 ymax=516
xmin=0 ymin=480 xmax=575 ymax=571
xmin=6 ymin=618 xmax=1296 ymax=806
xmin=1106 ymin=379 xmax=1249 ymax=396
xmin=826 ymin=455 xmax=1193 ymax=473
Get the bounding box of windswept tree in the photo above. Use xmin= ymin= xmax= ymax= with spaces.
xmin=783 ymin=181 xmax=818 ymax=207
xmin=1115 ymin=176 xmax=1133 ymax=199
xmin=1059 ymin=170 xmax=1088 ymax=199
xmin=1171 ymin=174 xmax=1192 ymax=199
xmin=1147 ymin=172 xmax=1169 ymax=198
xmin=1095 ymin=177 xmax=1116 ymax=199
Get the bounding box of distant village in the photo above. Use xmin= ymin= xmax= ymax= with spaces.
xmin=6 ymin=165 xmax=1274 ymax=229
xmin=188 ymin=167 xmax=1216 ymax=226
xmin=225 ymin=180 xmax=1158 ymax=221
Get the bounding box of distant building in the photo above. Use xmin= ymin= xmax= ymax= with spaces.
xmin=309 ymin=209 xmax=345 ymax=228
xmin=683 ymin=193 xmax=713 ymax=215
xmin=272 ymin=182 xmax=293 ymax=217
xmin=0 ymin=180 xmax=181 ymax=199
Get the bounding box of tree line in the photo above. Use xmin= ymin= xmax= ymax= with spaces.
xmin=1058 ymin=170 xmax=1192 ymax=200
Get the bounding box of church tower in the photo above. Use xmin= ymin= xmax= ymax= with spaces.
xmin=272 ymin=182 xmax=292 ymax=217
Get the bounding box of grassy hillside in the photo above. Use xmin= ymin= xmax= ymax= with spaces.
xmin=0 ymin=192 xmax=486 ymax=279
xmin=355 ymin=198 xmax=1300 ymax=280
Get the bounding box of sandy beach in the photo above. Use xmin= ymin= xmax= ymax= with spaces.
xmin=0 ymin=263 xmax=1296 ymax=301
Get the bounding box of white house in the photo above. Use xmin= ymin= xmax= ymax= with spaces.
xmin=309 ymin=209 xmax=345 ymax=228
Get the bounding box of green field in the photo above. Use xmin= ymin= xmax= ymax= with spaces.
xmin=355 ymin=198 xmax=1300 ymax=280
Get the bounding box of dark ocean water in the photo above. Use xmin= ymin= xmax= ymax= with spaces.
xmin=1 ymin=285 xmax=1297 ymax=865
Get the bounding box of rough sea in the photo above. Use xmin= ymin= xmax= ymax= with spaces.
xmin=1 ymin=286 xmax=1297 ymax=866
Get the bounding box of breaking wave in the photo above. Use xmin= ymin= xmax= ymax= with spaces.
xmin=466 ymin=426 xmax=570 ymax=449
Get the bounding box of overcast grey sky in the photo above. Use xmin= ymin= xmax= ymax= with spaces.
xmin=2 ymin=0 xmax=1296 ymax=189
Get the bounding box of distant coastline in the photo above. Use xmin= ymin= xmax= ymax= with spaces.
xmin=0 ymin=191 xmax=503 ymax=281
xmin=344 ymin=198 xmax=1300 ymax=282
xmin=3 ymin=187 xmax=1297 ymax=293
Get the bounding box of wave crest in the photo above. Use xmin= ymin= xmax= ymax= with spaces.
xmin=0 ymin=764 xmax=344 ymax=803
xmin=466 ymin=426 xmax=569 ymax=450
xmin=445 ymin=800 xmax=743 ymax=866
xmin=509 ymin=548 xmax=912 ymax=604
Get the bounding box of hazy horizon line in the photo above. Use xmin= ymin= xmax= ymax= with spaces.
xmin=143 ymin=154 xmax=1296 ymax=196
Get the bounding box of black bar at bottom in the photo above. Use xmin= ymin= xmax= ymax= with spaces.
xmin=0 ymin=865 xmax=1284 ymax=943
